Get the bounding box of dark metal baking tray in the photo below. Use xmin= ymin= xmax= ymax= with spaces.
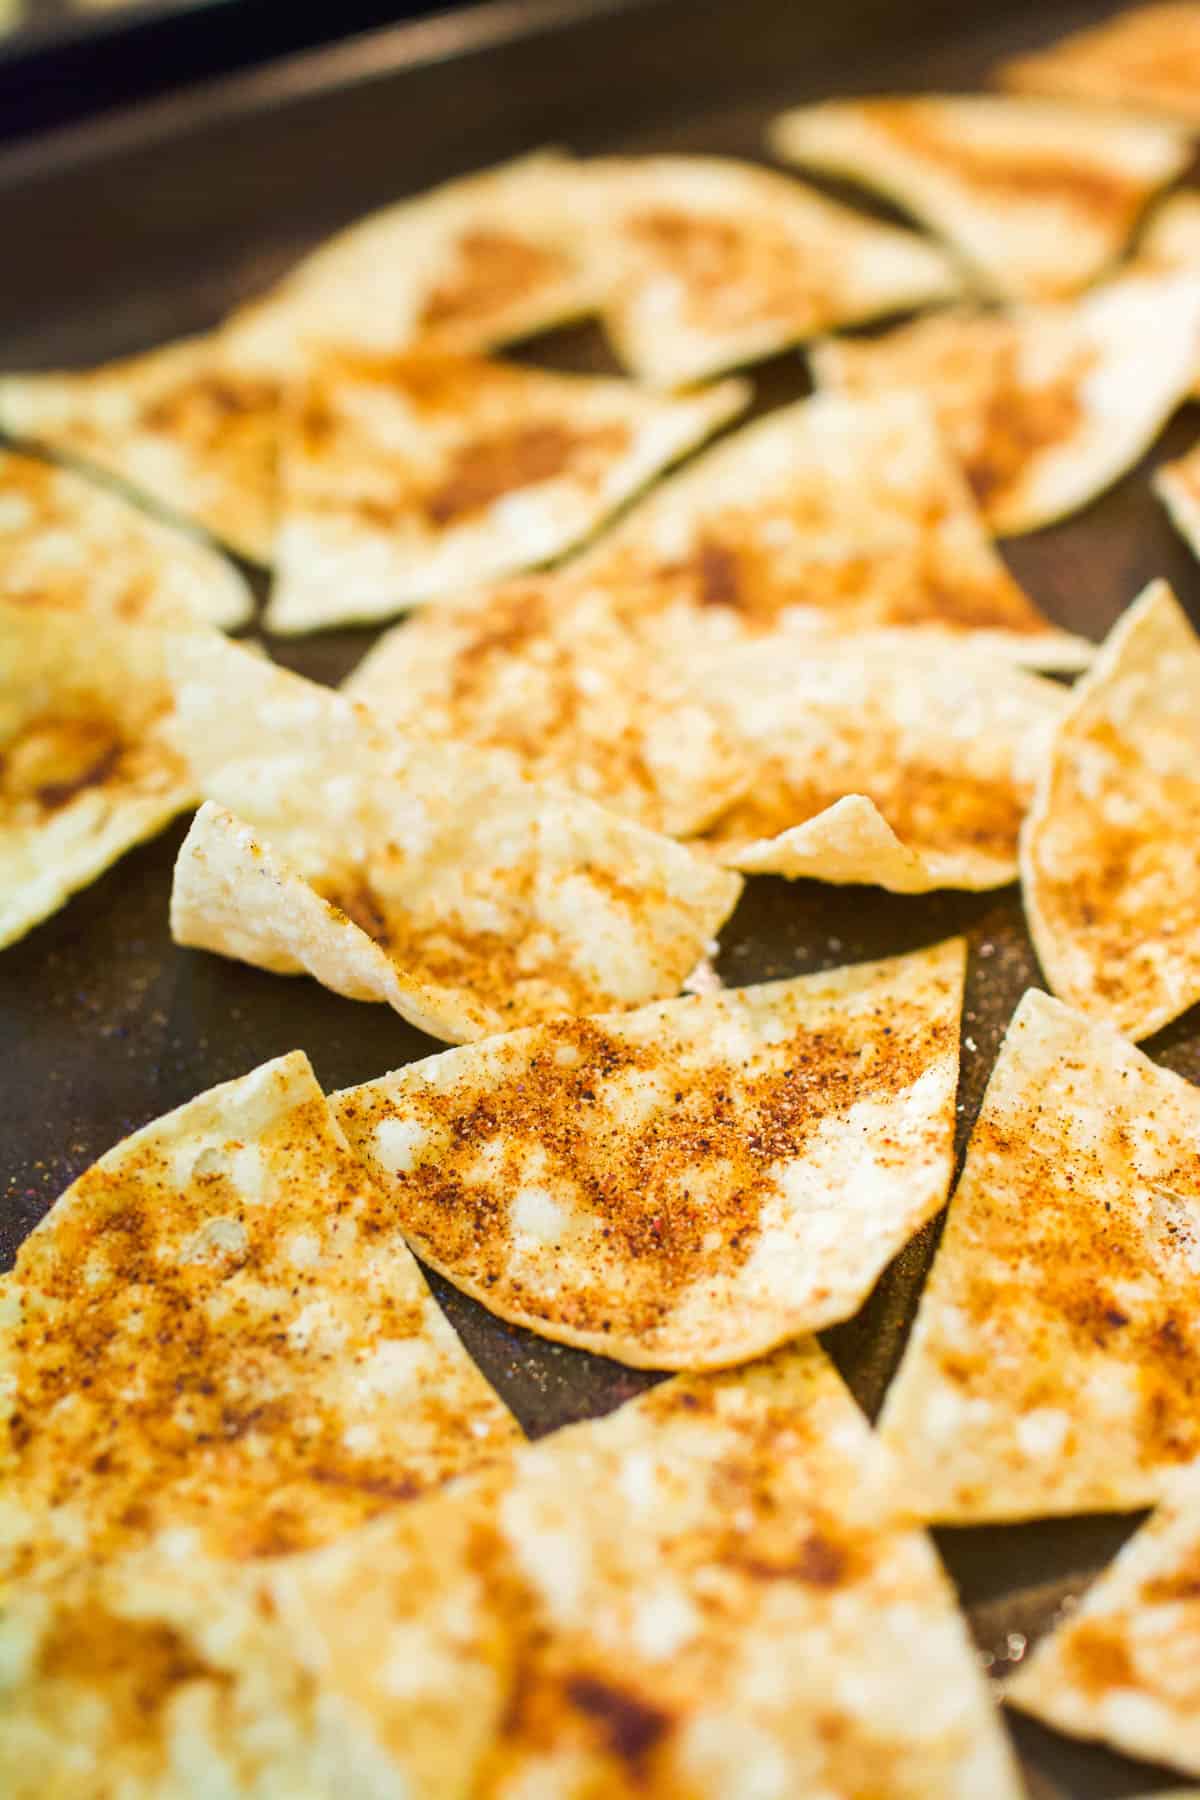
xmin=2 ymin=1 xmax=1198 ymax=1791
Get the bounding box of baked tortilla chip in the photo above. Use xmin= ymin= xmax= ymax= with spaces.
xmin=0 ymin=603 xmax=195 ymax=949
xmin=1021 ymin=580 xmax=1200 ymax=1041
xmin=812 ymin=265 xmax=1200 ymax=534
xmin=0 ymin=1049 xmax=519 ymax=1587
xmin=0 ymin=335 xmax=281 ymax=564
xmin=1001 ymin=4 xmax=1200 ymax=124
xmin=695 ymin=636 xmax=1067 ymax=890
xmin=1157 ymin=434 xmax=1200 ymax=550
xmin=333 ymin=940 xmax=964 ymax=1369
xmin=223 ymin=151 xmax=597 ymax=376
xmin=769 ymin=94 xmax=1190 ymax=301
xmin=574 ymin=391 xmax=1091 ymax=667
xmin=880 ymin=988 xmax=1200 ymax=1522
xmin=262 ymin=1339 xmax=1021 ymax=1799
xmin=0 ymin=447 xmax=252 ymax=628
xmin=580 ymin=153 xmax=959 ymax=388
xmin=169 ymin=634 xmax=741 ymax=1042
xmin=266 ymin=350 xmax=747 ymax=632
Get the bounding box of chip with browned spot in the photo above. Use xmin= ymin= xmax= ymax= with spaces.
xmin=168 ymin=634 xmax=741 ymax=1043
xmin=880 ymin=988 xmax=1200 ymax=1522
xmin=769 ymin=94 xmax=1190 ymax=301
xmin=0 ymin=603 xmax=197 ymax=949
xmin=1021 ymin=581 xmax=1200 ymax=1042
xmin=266 ymin=350 xmax=747 ymax=633
xmin=332 ymin=939 xmax=964 ymax=1369
xmin=0 ymin=335 xmax=282 ymax=564
xmin=1000 ymin=4 xmax=1200 ymax=124
xmin=812 ymin=264 xmax=1200 ymax=534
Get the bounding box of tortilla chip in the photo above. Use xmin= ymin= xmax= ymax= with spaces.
xmin=1157 ymin=433 xmax=1200 ymax=551
xmin=0 ymin=603 xmax=196 ymax=949
xmin=0 ymin=447 xmax=252 ymax=629
xmin=879 ymin=987 xmax=1200 ymax=1523
xmin=223 ymin=151 xmax=597 ymax=377
xmin=333 ymin=939 xmax=963 ymax=1370
xmin=266 ymin=350 xmax=747 ymax=633
xmin=1000 ymin=4 xmax=1200 ymax=124
xmin=169 ymin=633 xmax=742 ymax=1042
xmin=769 ymin=94 xmax=1190 ymax=301
xmin=1008 ymin=1464 xmax=1200 ymax=1773
xmin=579 ymin=153 xmax=959 ymax=388
xmin=572 ymin=391 xmax=1091 ymax=667
xmin=262 ymin=1339 xmax=1021 ymax=1799
xmin=0 ymin=335 xmax=281 ymax=564
xmin=811 ymin=264 xmax=1200 ymax=534
xmin=1021 ymin=580 xmax=1200 ymax=1041
xmin=694 ymin=636 xmax=1067 ymax=890
xmin=0 ymin=1049 xmax=519 ymax=1587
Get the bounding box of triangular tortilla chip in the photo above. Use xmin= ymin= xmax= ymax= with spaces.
xmin=1021 ymin=580 xmax=1200 ymax=1041
xmin=879 ymin=987 xmax=1200 ymax=1522
xmin=1000 ymin=4 xmax=1200 ymax=123
xmin=694 ymin=635 xmax=1068 ymax=890
xmin=572 ymin=391 xmax=1091 ymax=667
xmin=169 ymin=634 xmax=742 ymax=1042
xmin=1008 ymin=1463 xmax=1200 ymax=1773
xmin=811 ymin=265 xmax=1200 ymax=534
xmin=0 ymin=603 xmax=196 ymax=949
xmin=0 ymin=447 xmax=252 ymax=629
xmin=769 ymin=94 xmax=1190 ymax=301
xmin=1157 ymin=433 xmax=1200 ymax=549
xmin=260 ymin=1340 xmax=1021 ymax=1799
xmin=578 ymin=153 xmax=959 ymax=388
xmin=0 ymin=334 xmax=281 ymax=564
xmin=266 ymin=351 xmax=747 ymax=633
xmin=223 ymin=151 xmax=598 ymax=377
xmin=0 ymin=1050 xmax=519 ymax=1588
xmin=333 ymin=940 xmax=964 ymax=1370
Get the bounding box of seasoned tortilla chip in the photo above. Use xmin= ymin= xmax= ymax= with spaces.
xmin=262 ymin=1340 xmax=1021 ymax=1799
xmin=1008 ymin=1464 xmax=1200 ymax=1773
xmin=0 ymin=335 xmax=281 ymax=564
xmin=880 ymin=988 xmax=1200 ymax=1523
xmin=769 ymin=94 xmax=1190 ymax=300
xmin=573 ymin=391 xmax=1091 ymax=667
xmin=169 ymin=634 xmax=741 ymax=1042
xmin=812 ymin=265 xmax=1200 ymax=534
xmin=333 ymin=940 xmax=964 ymax=1370
xmin=266 ymin=351 xmax=747 ymax=632
xmin=1021 ymin=581 xmax=1200 ymax=1041
xmin=223 ymin=151 xmax=597 ymax=376
xmin=694 ymin=636 xmax=1067 ymax=890
xmin=579 ymin=153 xmax=959 ymax=388
xmin=0 ymin=603 xmax=195 ymax=949
xmin=0 ymin=447 xmax=252 ymax=629
xmin=1001 ymin=4 xmax=1200 ymax=124
xmin=1157 ymin=434 xmax=1200 ymax=550
xmin=0 ymin=1050 xmax=519 ymax=1588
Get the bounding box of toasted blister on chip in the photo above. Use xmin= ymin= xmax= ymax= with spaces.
xmin=169 ymin=634 xmax=742 ymax=1042
xmin=769 ymin=94 xmax=1191 ymax=301
xmin=1000 ymin=4 xmax=1200 ymax=123
xmin=265 ymin=350 xmax=747 ymax=633
xmin=0 ymin=603 xmax=196 ymax=949
xmin=0 ymin=335 xmax=282 ymax=564
xmin=333 ymin=940 xmax=964 ymax=1370
xmin=811 ymin=265 xmax=1200 ymax=534
xmin=692 ymin=635 xmax=1068 ymax=890
xmin=577 ymin=153 xmax=960 ymax=388
xmin=1007 ymin=1463 xmax=1200 ymax=1774
xmin=1021 ymin=581 xmax=1200 ymax=1042
xmin=343 ymin=577 xmax=752 ymax=837
xmin=222 ymin=151 xmax=598 ymax=376
xmin=569 ymin=391 xmax=1091 ymax=667
xmin=0 ymin=447 xmax=252 ymax=629
xmin=259 ymin=1339 xmax=1021 ymax=1800
xmin=880 ymin=988 xmax=1200 ymax=1523
xmin=0 ymin=1049 xmax=519 ymax=1588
